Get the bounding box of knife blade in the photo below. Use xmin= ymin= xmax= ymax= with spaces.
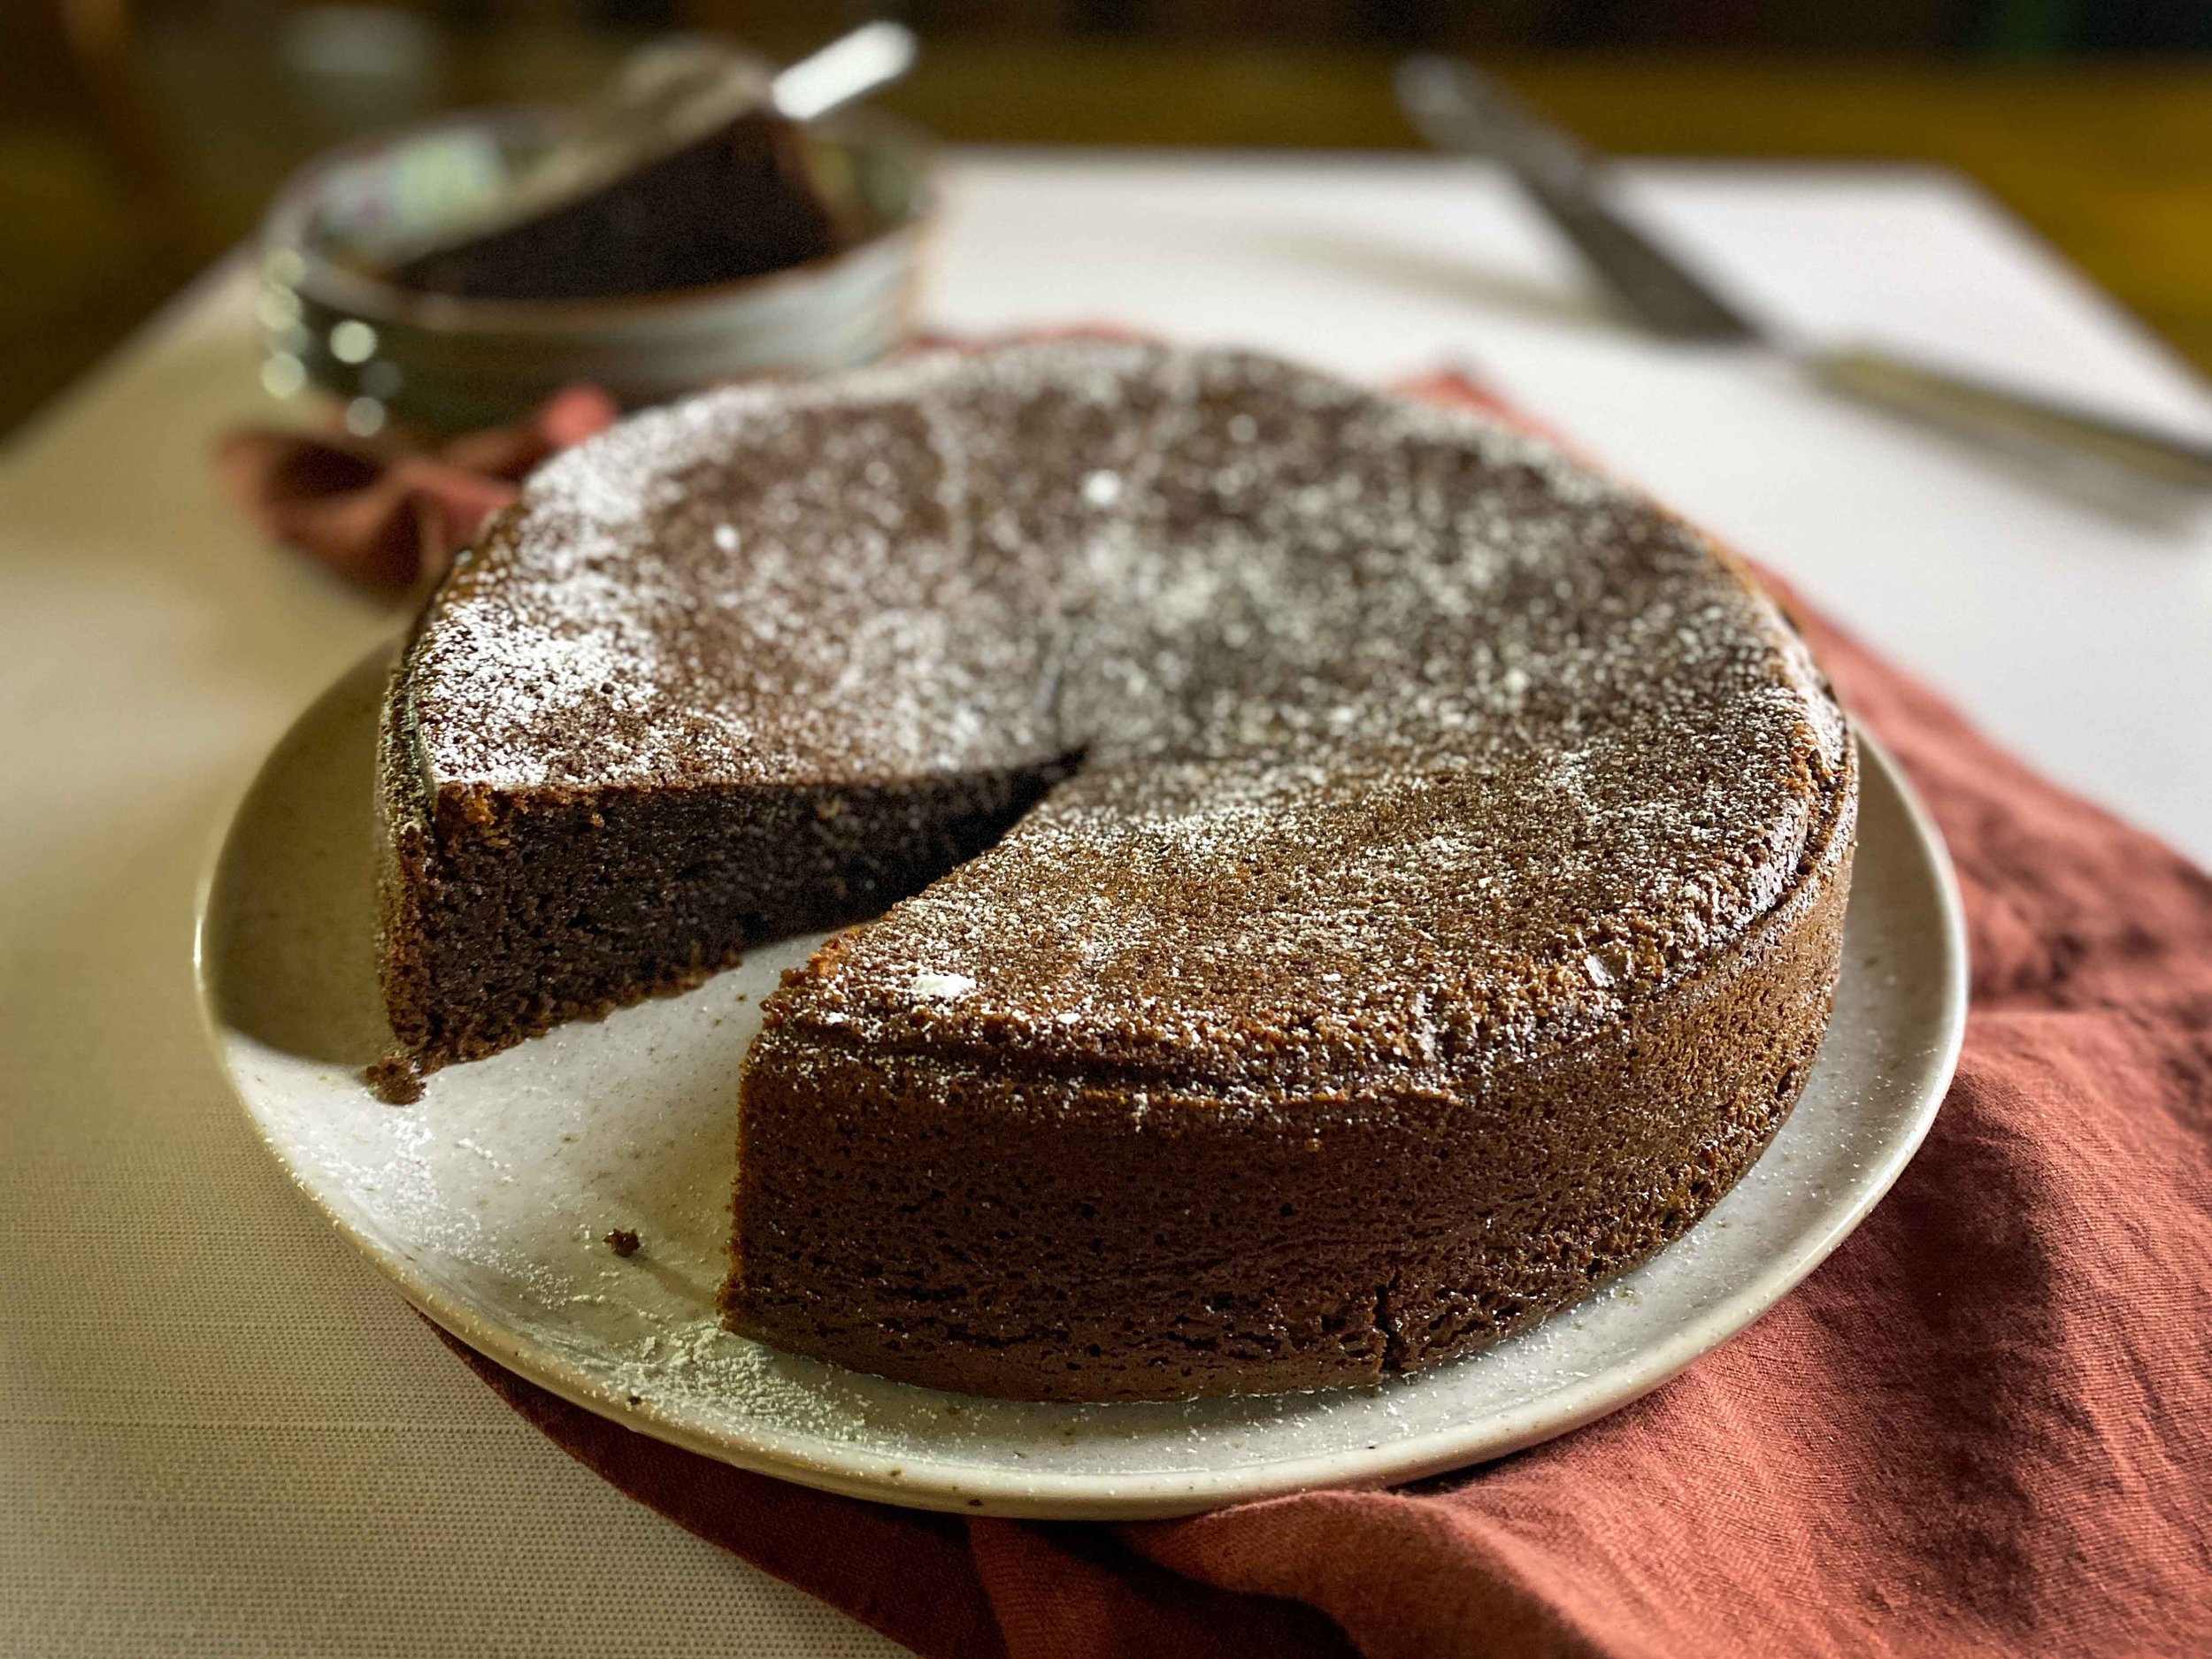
xmin=1395 ymin=55 xmax=2212 ymax=494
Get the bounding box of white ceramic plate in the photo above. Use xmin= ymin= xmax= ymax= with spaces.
xmin=196 ymin=649 xmax=1965 ymax=1520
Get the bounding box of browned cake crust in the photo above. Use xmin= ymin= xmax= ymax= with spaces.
xmin=730 ymin=780 xmax=1850 ymax=1400
xmin=376 ymin=342 xmax=1857 ymax=1400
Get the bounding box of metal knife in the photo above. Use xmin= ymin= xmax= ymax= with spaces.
xmin=1395 ymin=55 xmax=2212 ymax=493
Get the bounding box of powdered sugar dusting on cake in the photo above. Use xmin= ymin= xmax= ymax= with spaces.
xmin=398 ymin=342 xmax=1850 ymax=1086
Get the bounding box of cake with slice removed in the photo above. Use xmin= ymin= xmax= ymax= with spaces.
xmin=375 ymin=341 xmax=1855 ymax=1400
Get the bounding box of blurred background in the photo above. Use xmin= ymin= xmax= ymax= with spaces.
xmin=4 ymin=0 xmax=2208 ymax=437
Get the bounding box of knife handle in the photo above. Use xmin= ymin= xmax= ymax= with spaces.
xmin=1804 ymin=347 xmax=2212 ymax=491
xmin=1398 ymin=56 xmax=1758 ymax=344
xmin=1524 ymin=180 xmax=1759 ymax=343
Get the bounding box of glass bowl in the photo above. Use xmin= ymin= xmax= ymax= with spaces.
xmin=256 ymin=104 xmax=932 ymax=434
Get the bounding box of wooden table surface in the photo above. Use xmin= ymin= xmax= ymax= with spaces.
xmin=4 ymin=45 xmax=2208 ymax=437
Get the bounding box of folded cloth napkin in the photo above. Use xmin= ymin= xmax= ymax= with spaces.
xmin=256 ymin=370 xmax=2209 ymax=1656
xmin=213 ymin=385 xmax=620 ymax=594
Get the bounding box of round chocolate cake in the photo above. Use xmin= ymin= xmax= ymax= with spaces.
xmin=376 ymin=341 xmax=1856 ymax=1402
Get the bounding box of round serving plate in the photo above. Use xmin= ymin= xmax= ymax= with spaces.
xmin=196 ymin=648 xmax=1966 ymax=1521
